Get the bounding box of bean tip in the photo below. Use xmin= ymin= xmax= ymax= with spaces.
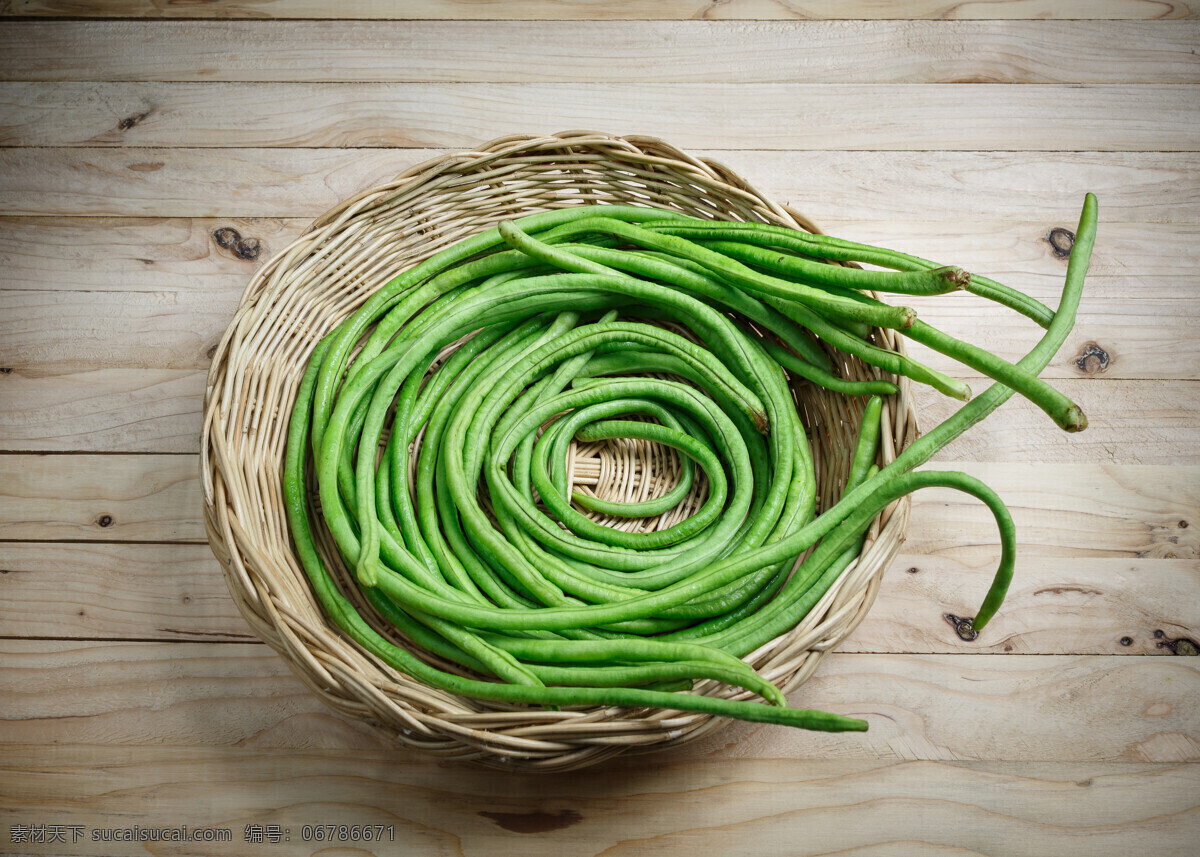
xmin=1063 ymin=405 xmax=1088 ymax=433
xmin=356 ymin=559 xmax=379 ymax=589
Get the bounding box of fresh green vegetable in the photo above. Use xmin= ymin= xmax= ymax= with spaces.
xmin=283 ymin=195 xmax=1097 ymax=733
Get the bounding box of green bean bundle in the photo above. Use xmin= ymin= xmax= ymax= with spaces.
xmin=284 ymin=195 xmax=1098 ymax=733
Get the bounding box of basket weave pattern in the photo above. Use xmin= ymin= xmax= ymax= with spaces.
xmin=201 ymin=131 xmax=915 ymax=771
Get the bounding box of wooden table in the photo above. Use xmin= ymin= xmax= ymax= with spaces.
xmin=1 ymin=3 xmax=1198 ymax=855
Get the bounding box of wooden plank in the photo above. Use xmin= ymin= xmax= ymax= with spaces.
xmin=912 ymin=461 xmax=1200 ymax=561
xmin=2 ymin=0 xmax=1193 ymax=21
xmin=849 ymin=556 xmax=1200 ymax=655
xmin=0 ymin=748 xmax=1195 ymax=857
xmin=0 ymin=368 xmax=207 ymax=452
xmin=3 ymin=214 xmax=1194 ymax=378
xmin=2 ymin=214 xmax=1192 ymax=381
xmin=917 ymin=294 xmax=1200 ymax=383
xmin=1 ymin=639 xmax=1196 ymax=761
xmin=0 ymin=542 xmax=255 ymax=642
xmin=5 ymin=206 xmax=1196 ymax=366
xmin=0 ymin=147 xmax=422 ymax=218
xmin=3 ymin=541 xmax=1193 ymax=656
xmin=826 ymin=219 xmax=1200 ymax=284
xmin=7 ymin=272 xmax=1197 ymax=379
xmin=4 ymin=360 xmax=1197 ymax=461
xmin=1 ymin=149 xmax=1194 ymax=219
xmin=2 ymin=20 xmax=1197 ymax=83
xmin=909 ymin=380 xmax=1200 ymax=464
xmin=0 ymin=748 xmax=1193 ymax=857
xmin=0 ymin=453 xmax=202 ymax=542
xmin=675 ymin=653 xmax=1200 ymax=764
xmin=3 ymin=217 xmax=1194 ymax=295
xmin=1 ymin=454 xmax=1196 ymax=557
xmin=3 ymin=81 xmax=1197 ymax=151
xmin=0 ymin=216 xmax=291 ymax=293
xmin=1 ymin=289 xmax=236 ymax=370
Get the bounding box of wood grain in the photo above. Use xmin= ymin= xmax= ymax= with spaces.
xmin=852 ymin=555 xmax=1200 ymax=655
xmin=2 ymin=541 xmax=1194 ymax=656
xmin=1 ymin=149 xmax=1193 ymax=219
xmin=4 ymin=364 xmax=1197 ymax=462
xmin=1 ymin=639 xmax=1196 ymax=762
xmin=5 ymin=213 xmax=1197 ymax=377
xmin=3 ymin=81 xmax=1197 ymax=151
xmin=675 ymin=652 xmax=1200 ymax=763
xmin=6 ymin=216 xmax=1197 ymax=383
xmin=0 ymin=216 xmax=291 ymax=293
xmin=2 ymin=455 xmax=1195 ymax=558
xmin=909 ymin=381 xmax=1200 ymax=463
xmin=913 ymin=461 xmax=1199 ymax=561
xmin=7 ymin=274 xmax=1197 ymax=379
xmin=0 ymin=453 xmax=203 ymax=542
xmin=0 ymin=9 xmax=1193 ymax=856
xmin=0 ymin=368 xmax=207 ymax=452
xmin=0 ymin=746 xmax=1192 ymax=857
xmin=2 ymin=288 xmax=236 ymax=369
xmin=3 ymin=217 xmax=1195 ymax=293
xmin=2 ymin=20 xmax=1197 ymax=83
xmin=2 ymin=0 xmax=1194 ymax=20
xmin=0 ymin=542 xmax=255 ymax=642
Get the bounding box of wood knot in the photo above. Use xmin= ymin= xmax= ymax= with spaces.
xmin=213 ymin=227 xmax=261 ymax=260
xmin=1074 ymin=342 xmax=1109 ymax=375
xmin=118 ymin=110 xmax=151 ymax=131
xmin=945 ymin=613 xmax=978 ymax=642
xmin=1157 ymin=634 xmax=1199 ymax=656
xmin=1047 ymin=227 xmax=1075 ymax=258
xmin=96 ymin=514 xmax=114 ymax=528
xmin=233 ymin=236 xmax=261 ymax=260
xmin=213 ymin=227 xmax=240 ymax=248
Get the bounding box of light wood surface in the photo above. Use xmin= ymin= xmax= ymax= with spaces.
xmin=1 ymin=748 xmax=1194 ymax=857
xmin=3 ymin=542 xmax=1196 ymax=654
xmin=1 ymin=6 xmax=1197 ymax=856
xmin=5 ymin=82 xmax=1200 ymax=150
xmin=2 ymin=0 xmax=1195 ymax=21
xmin=2 ymin=20 xmax=1198 ymax=82
xmin=4 ymin=149 xmax=1197 ymax=218
xmin=4 ymin=640 xmax=1200 ymax=761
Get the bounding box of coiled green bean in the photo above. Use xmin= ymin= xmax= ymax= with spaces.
xmin=283 ymin=196 xmax=1097 ymax=733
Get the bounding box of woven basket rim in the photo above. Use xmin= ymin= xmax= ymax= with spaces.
xmin=201 ymin=130 xmax=915 ymax=772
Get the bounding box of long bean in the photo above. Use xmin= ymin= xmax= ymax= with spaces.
xmin=282 ymin=195 xmax=1097 ymax=734
xmin=644 ymin=220 xmax=1056 ymax=327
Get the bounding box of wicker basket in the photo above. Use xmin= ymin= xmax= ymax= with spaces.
xmin=201 ymin=130 xmax=916 ymax=771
